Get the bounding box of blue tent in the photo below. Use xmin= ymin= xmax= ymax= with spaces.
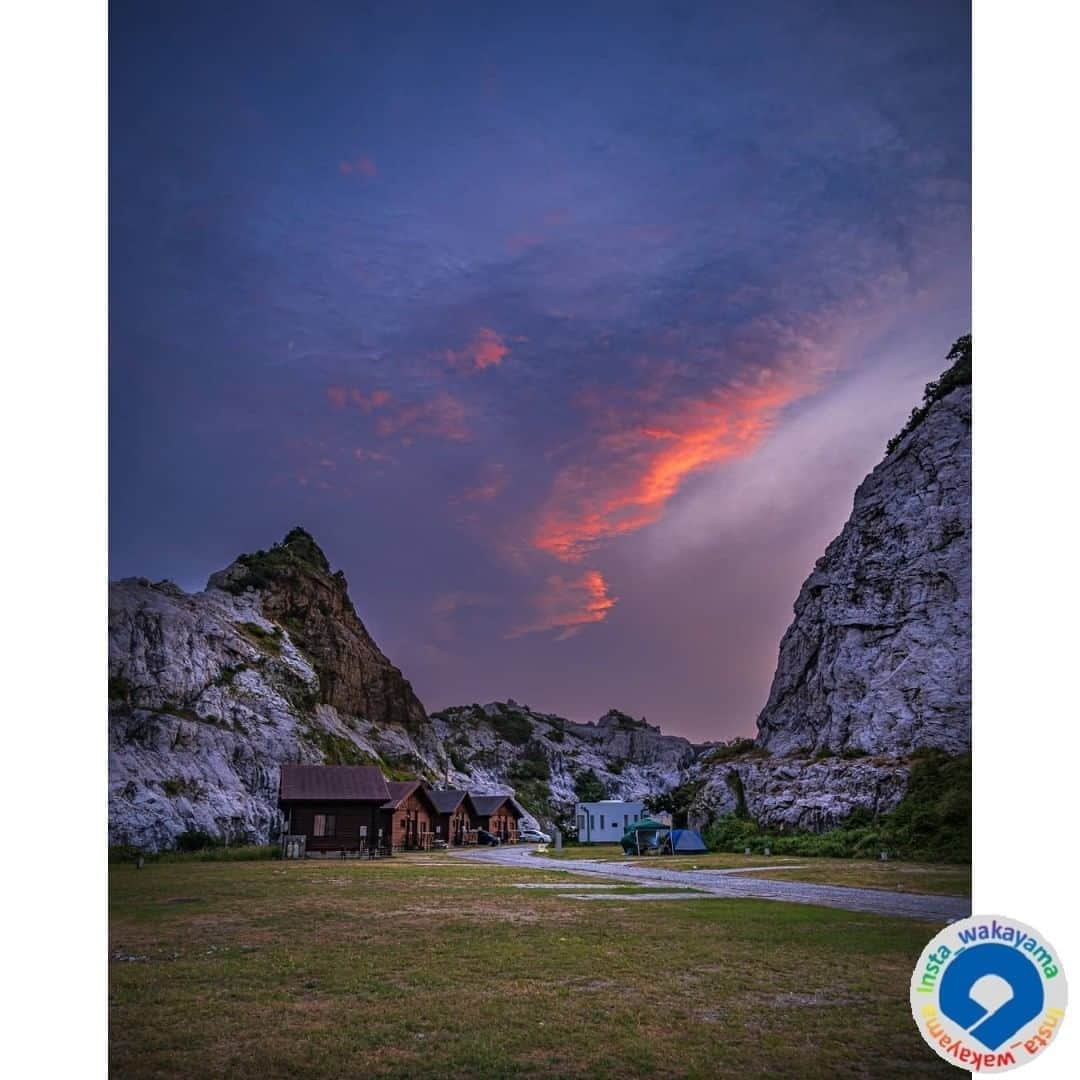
xmin=669 ymin=828 xmax=708 ymax=854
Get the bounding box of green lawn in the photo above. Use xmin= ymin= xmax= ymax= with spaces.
xmin=110 ymin=856 xmax=954 ymax=1078
xmin=539 ymin=845 xmax=971 ymax=897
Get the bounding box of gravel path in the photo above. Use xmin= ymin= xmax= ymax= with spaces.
xmin=458 ymin=845 xmax=970 ymax=924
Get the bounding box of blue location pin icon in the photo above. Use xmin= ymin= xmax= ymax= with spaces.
xmin=939 ymin=944 xmax=1044 ymax=1050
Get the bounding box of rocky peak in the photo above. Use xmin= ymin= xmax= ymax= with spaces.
xmin=596 ymin=709 xmax=658 ymax=733
xmin=207 ymin=527 xmax=427 ymax=733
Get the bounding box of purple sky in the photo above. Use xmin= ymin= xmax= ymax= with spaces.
xmin=109 ymin=1 xmax=970 ymax=741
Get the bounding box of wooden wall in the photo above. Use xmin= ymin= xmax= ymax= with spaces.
xmin=282 ymin=801 xmax=385 ymax=851
xmin=385 ymin=791 xmax=435 ymax=850
xmin=435 ymin=807 xmax=477 ymax=845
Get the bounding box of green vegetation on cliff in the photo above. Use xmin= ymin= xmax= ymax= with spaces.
xmin=704 ymin=751 xmax=971 ymax=863
xmin=886 ymin=334 xmax=971 ymax=455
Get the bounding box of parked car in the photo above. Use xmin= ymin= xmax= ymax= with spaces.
xmin=476 ymin=829 xmax=501 ymax=845
xmin=519 ymin=828 xmax=552 ymax=844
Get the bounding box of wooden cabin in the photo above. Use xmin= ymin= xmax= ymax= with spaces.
xmin=278 ymin=765 xmax=392 ymax=855
xmin=381 ymin=780 xmax=439 ymax=851
xmin=470 ymin=794 xmax=526 ymax=842
xmin=426 ymin=789 xmax=480 ymax=845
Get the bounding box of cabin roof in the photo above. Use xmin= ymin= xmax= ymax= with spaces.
xmin=470 ymin=794 xmax=527 ymax=818
xmin=427 ymin=788 xmax=473 ymax=814
xmin=279 ymin=765 xmax=391 ymax=803
xmin=381 ymin=780 xmax=439 ymax=813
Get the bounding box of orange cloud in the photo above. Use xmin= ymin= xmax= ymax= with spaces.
xmin=507 ymin=569 xmax=617 ymax=641
xmin=446 ymin=327 xmax=509 ymax=372
xmin=534 ymin=366 xmax=821 ymax=562
xmin=327 ymin=386 xmax=391 ymax=412
xmin=339 ymin=156 xmax=377 ymax=178
xmin=374 ymin=393 xmax=470 ymax=443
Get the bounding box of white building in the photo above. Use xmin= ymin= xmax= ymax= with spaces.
xmin=575 ymin=799 xmax=646 ymax=843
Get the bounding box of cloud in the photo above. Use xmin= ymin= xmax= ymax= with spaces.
xmin=339 ymin=155 xmax=377 ymax=178
xmin=507 ymin=569 xmax=617 ymax=641
xmin=374 ymin=393 xmax=471 ymax=443
xmin=445 ymin=327 xmax=510 ymax=372
xmin=533 ymin=360 xmax=827 ymax=562
xmin=327 ymin=386 xmax=391 ymax=412
xmin=328 ymin=384 xmax=469 ymax=444
xmin=353 ymin=447 xmax=394 ymax=464
xmin=460 ymin=463 xmax=507 ymax=503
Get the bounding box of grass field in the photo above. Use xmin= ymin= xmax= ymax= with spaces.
xmin=110 ymin=855 xmax=955 ymax=1078
xmin=537 ymin=846 xmax=972 ymax=897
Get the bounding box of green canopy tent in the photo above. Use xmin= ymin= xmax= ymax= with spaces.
xmin=620 ymin=818 xmax=671 ymax=855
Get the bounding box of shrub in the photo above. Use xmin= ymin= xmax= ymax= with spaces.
xmin=573 ymin=767 xmax=607 ymax=803
xmin=237 ymin=621 xmax=284 ymax=655
xmin=304 ymin=726 xmax=379 ymax=767
xmin=703 ymin=737 xmax=759 ymax=764
xmin=508 ymin=745 xmax=552 ymax=784
xmin=702 ymin=751 xmax=971 ymax=863
xmin=161 ymin=777 xmax=203 ymax=799
xmin=886 ymin=335 xmax=971 ymax=455
xmin=174 ymin=829 xmax=220 ymax=852
xmin=644 ymin=778 xmax=706 ymax=827
xmin=157 ymin=844 xmax=281 ymax=863
xmin=491 ymin=708 xmax=532 ymax=746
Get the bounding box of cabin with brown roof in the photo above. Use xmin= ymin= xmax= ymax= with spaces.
xmin=470 ymin=794 xmax=526 ymax=843
xmin=426 ymin=789 xmax=480 ymax=845
xmin=279 ymin=765 xmax=392 ymax=855
xmin=381 ymin=780 xmax=439 ymax=851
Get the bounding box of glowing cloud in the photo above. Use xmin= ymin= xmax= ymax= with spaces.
xmin=534 ymin=365 xmax=822 ymax=562
xmin=507 ymin=569 xmax=617 ymax=641
xmin=446 ymin=327 xmax=509 ymax=372
xmin=374 ymin=393 xmax=470 ymax=443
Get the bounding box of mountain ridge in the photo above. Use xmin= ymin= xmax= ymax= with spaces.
xmin=108 ymin=534 xmax=701 ymax=848
xmin=109 ymin=340 xmax=971 ymax=850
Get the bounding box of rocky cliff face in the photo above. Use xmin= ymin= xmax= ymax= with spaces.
xmin=692 ymin=344 xmax=971 ymax=831
xmin=758 ymin=384 xmax=970 ymax=757
xmin=430 ymin=703 xmax=701 ymax=818
xmin=109 ymin=529 xmax=699 ymax=848
xmin=110 ymin=345 xmax=971 ymax=848
xmin=109 ymin=529 xmax=444 ymax=849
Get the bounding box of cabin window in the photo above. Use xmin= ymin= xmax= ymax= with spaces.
xmin=600 ymin=814 xmax=605 ymax=830
xmin=313 ymin=813 xmax=335 ymax=838
xmin=578 ymin=816 xmax=585 ymax=831
xmin=590 ymin=814 xmax=595 ymax=830
xmin=624 ymin=814 xmax=629 ymax=827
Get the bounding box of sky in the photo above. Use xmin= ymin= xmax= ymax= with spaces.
xmin=109 ymin=0 xmax=971 ymax=742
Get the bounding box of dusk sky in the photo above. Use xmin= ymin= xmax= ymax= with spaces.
xmin=109 ymin=1 xmax=971 ymax=742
